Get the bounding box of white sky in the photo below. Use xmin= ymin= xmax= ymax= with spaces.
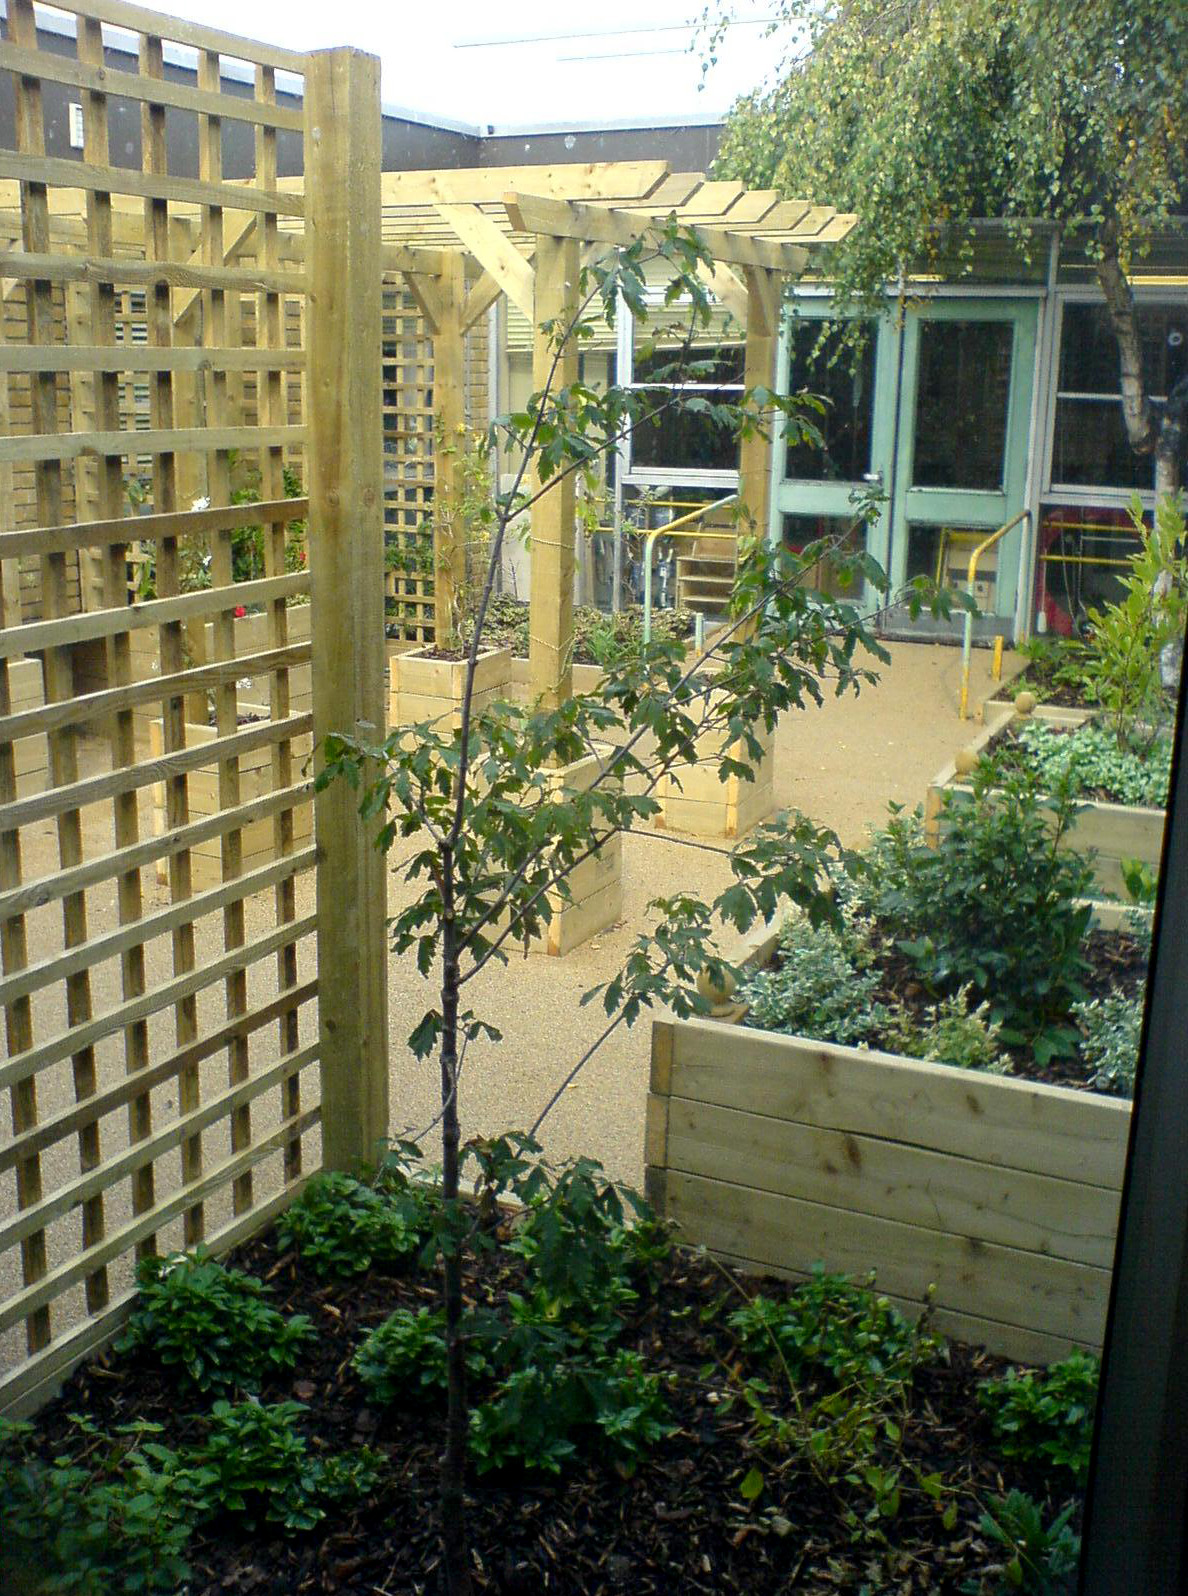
xmin=133 ymin=0 xmax=789 ymax=131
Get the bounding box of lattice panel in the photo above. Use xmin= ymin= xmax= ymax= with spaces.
xmin=0 ymin=0 xmax=317 ymax=1416
xmin=381 ymin=285 xmax=493 ymax=645
xmin=382 ymin=286 xmax=436 ymax=642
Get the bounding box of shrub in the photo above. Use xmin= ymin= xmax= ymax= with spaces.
xmin=864 ymin=773 xmax=1095 ymax=1057
xmin=468 ymin=1350 xmax=671 ymax=1476
xmin=353 ymin=1307 xmax=489 ymax=1405
xmin=276 ymin=1169 xmax=435 ymax=1279
xmin=978 ymin=1352 xmax=1099 ymax=1485
xmin=1072 ymin=993 xmax=1142 ymax=1096
xmin=727 ymin=1268 xmax=941 ymax=1393
xmin=506 ymin=1156 xmax=662 ymax=1310
xmin=883 ymin=987 xmax=1012 ymax=1074
xmin=1083 ymin=494 xmax=1186 ymax=751
xmin=964 ymin=1491 xmax=1080 ymax=1595
xmin=116 ymin=1250 xmax=313 ymax=1395
xmin=177 ymin=1400 xmax=381 ymax=1532
xmin=738 ymin=917 xmax=888 ymax=1047
xmin=0 ymin=1416 xmax=192 ymax=1596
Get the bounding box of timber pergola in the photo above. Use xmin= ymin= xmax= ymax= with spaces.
xmin=374 ymin=161 xmax=856 ymax=710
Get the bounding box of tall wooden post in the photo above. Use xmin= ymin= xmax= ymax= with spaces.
xmin=738 ymin=267 xmax=780 ymax=543
xmin=432 ymin=253 xmax=467 ymax=647
xmin=528 ymin=234 xmax=580 ymax=712
xmin=305 ymin=49 xmax=389 ymax=1170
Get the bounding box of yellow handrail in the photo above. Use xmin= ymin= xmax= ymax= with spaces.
xmin=642 ymin=495 xmax=740 ymax=642
xmin=958 ymin=509 xmax=1031 ymax=719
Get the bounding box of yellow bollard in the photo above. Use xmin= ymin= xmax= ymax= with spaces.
xmin=992 ymin=634 xmax=1004 ymax=682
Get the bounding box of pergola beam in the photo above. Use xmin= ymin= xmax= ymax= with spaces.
xmin=502 ymin=191 xmax=814 ymax=275
xmin=382 ymin=160 xmax=671 ymax=207
xmin=696 ymin=260 xmax=749 ymax=326
xmin=381 ymin=243 xmax=447 ymax=277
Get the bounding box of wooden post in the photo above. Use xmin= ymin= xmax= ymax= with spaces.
xmin=527 ymin=234 xmax=580 ymax=712
xmin=305 ymin=48 xmax=389 ymax=1170
xmin=431 ymin=253 xmax=466 ymax=647
xmin=738 ymin=267 xmax=780 ymax=543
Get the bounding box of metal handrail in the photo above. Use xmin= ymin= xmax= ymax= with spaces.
xmin=958 ymin=508 xmax=1031 ymax=719
xmin=642 ymin=494 xmax=741 ymax=644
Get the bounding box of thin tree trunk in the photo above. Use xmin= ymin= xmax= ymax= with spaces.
xmin=437 ymin=859 xmax=472 ymax=1596
xmin=1096 ymin=217 xmax=1158 ymax=460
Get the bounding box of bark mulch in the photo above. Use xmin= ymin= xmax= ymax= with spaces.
xmin=26 ymin=1227 xmax=1081 ymax=1596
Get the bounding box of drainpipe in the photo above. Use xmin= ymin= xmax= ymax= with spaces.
xmin=1015 ymin=229 xmax=1061 ymax=643
xmin=881 ymin=272 xmax=908 ymax=623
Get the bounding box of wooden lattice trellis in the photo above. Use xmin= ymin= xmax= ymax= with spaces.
xmin=381 ymin=284 xmax=491 ymax=645
xmin=0 ymin=0 xmax=322 ymax=1414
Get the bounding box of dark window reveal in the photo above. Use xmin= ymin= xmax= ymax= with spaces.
xmin=1051 ymin=302 xmax=1187 ymax=490
xmin=785 ymin=320 xmax=877 ymax=482
xmin=912 ymin=320 xmax=1014 ymax=490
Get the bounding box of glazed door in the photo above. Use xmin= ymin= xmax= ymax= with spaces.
xmin=887 ymin=300 xmax=1038 ymax=620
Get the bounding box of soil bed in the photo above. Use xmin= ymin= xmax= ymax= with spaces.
xmin=856 ymin=924 xmax=1148 ymax=1091
xmin=25 ymin=1226 xmax=1080 ymax=1595
xmin=483 ymin=596 xmax=695 ymax=666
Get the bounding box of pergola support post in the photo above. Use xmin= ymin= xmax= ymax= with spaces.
xmin=527 ymin=233 xmax=580 ymax=713
xmin=305 ymin=48 xmax=389 ymax=1170
xmin=431 ymin=252 xmax=467 ymax=647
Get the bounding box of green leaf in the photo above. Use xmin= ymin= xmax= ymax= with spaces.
xmin=739 ymin=1465 xmax=765 ymax=1501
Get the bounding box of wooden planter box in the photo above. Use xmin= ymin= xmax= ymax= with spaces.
xmin=927 ymin=706 xmax=1166 ymax=900
xmin=7 ymin=657 xmax=48 ymax=797
xmin=653 ymin=717 xmax=775 ymax=840
xmin=150 ymin=711 xmax=313 ymax=890
xmin=389 ymin=645 xmax=512 ymax=731
xmin=130 ymin=604 xmax=312 ymax=748
xmin=645 ymin=1012 xmax=1130 ymax=1364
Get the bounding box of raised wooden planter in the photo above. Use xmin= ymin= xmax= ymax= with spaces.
xmin=534 ymin=745 xmax=623 ymax=957
xmin=7 ymin=657 xmax=47 ymax=797
xmin=130 ymin=603 xmax=312 ymax=747
xmin=389 ymin=645 xmax=512 ymax=731
xmin=645 ymin=1013 xmax=1130 ymax=1364
xmin=654 ymin=714 xmax=775 ymax=840
xmin=927 ymin=705 xmax=1166 ymax=900
xmin=150 ymin=710 xmax=313 ymax=890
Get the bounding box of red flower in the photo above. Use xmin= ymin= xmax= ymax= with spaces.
xmin=234 ymin=605 xmax=247 ymax=618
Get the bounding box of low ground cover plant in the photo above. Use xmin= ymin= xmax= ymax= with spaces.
xmin=978 ymin=1353 xmax=1100 ymax=1487
xmin=482 ymin=594 xmax=695 ymax=666
xmin=116 ymin=1249 xmax=314 ymax=1395
xmin=738 ymin=770 xmax=1146 ymax=1086
xmin=4 ymin=1151 xmax=1088 ymax=1594
xmin=990 ymin=718 xmax=1172 ymax=808
xmin=276 ymin=1162 xmax=438 ymax=1278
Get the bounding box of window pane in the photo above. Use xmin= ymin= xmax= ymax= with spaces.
xmin=782 ymin=512 xmax=864 ymax=596
xmin=1059 ymin=302 xmax=1188 ymax=398
xmin=913 ymin=320 xmax=1013 ymax=490
xmin=630 ymin=389 xmax=739 ymax=471
xmin=632 ymin=343 xmax=745 ymax=385
xmin=1052 ymin=398 xmax=1155 ymax=490
xmin=785 ymin=320 xmax=877 ymax=482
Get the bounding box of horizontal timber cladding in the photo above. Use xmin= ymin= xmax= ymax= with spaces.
xmin=645 ymin=1017 xmax=1131 ymax=1363
xmin=0 ymin=0 xmax=319 ymax=1416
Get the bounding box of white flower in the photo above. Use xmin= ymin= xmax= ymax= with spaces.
xmin=191 ymin=495 xmax=211 ymax=512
